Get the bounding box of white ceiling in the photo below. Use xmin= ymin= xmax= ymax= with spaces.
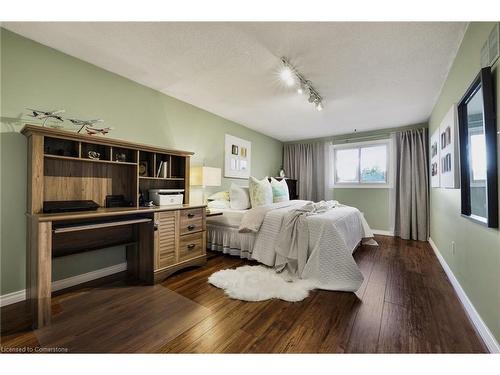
xmin=3 ymin=22 xmax=466 ymax=141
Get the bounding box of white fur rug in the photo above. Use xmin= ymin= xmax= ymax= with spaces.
xmin=208 ymin=265 xmax=316 ymax=302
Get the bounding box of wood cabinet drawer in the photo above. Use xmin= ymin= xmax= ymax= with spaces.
xmin=178 ymin=232 xmax=205 ymax=262
xmin=180 ymin=208 xmax=204 ymax=224
xmin=179 ymin=218 xmax=203 ymax=235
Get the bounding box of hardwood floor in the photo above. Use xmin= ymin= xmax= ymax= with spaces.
xmin=0 ymin=236 xmax=487 ymax=353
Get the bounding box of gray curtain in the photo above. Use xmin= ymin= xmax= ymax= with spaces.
xmin=283 ymin=143 xmax=326 ymax=201
xmin=394 ymin=128 xmax=429 ymax=241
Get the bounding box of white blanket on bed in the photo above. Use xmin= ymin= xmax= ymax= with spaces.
xmin=274 ymin=200 xmax=343 ymax=275
xmin=244 ymin=200 xmax=375 ymax=292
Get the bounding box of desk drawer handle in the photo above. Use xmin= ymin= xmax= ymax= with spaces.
xmin=187 ymin=213 xmax=196 ymax=218
xmin=187 ymin=244 xmax=196 ymax=250
xmin=187 ymin=224 xmax=196 ymax=231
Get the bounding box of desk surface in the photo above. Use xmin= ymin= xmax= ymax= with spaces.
xmin=30 ymin=204 xmax=206 ymax=222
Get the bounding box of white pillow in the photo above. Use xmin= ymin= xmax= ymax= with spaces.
xmin=270 ymin=177 xmax=289 ymax=203
xmin=248 ymin=176 xmax=273 ymax=207
xmin=207 ymin=191 xmax=229 ymax=201
xmin=207 ymin=200 xmax=231 ymax=209
xmin=229 ymin=184 xmax=251 ymax=209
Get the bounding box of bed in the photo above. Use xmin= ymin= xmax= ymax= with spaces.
xmin=207 ymin=200 xmax=376 ymax=292
xmin=207 ymin=208 xmax=256 ymax=259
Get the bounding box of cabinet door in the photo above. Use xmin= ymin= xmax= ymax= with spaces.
xmin=155 ymin=211 xmax=178 ymax=270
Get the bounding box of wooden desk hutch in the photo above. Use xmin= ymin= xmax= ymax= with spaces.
xmin=22 ymin=124 xmax=207 ymax=328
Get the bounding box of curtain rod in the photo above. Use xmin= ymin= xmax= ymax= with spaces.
xmin=335 ymin=127 xmax=427 ymax=143
xmin=337 ymin=133 xmax=392 ymax=143
xmin=288 ymin=127 xmax=427 ymax=145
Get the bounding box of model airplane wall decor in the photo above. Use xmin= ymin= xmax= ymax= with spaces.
xmin=68 ymin=118 xmax=113 ymax=135
xmin=68 ymin=118 xmax=104 ymax=133
xmin=26 ymin=108 xmax=65 ymax=127
xmin=25 ymin=108 xmax=114 ymax=135
xmin=84 ymin=125 xmax=114 ymax=136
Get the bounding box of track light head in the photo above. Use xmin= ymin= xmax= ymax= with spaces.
xmin=280 ymin=57 xmax=323 ymax=111
xmin=280 ymin=66 xmax=295 ymax=87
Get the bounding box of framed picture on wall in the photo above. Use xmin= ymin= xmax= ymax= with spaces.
xmin=439 ymin=104 xmax=460 ymax=188
xmin=225 ymin=134 xmax=251 ymax=179
xmin=430 ymin=128 xmax=440 ymax=188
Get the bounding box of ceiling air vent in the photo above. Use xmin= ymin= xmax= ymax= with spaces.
xmin=481 ymin=23 xmax=499 ymax=68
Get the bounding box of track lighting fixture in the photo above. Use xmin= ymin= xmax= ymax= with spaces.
xmin=279 ymin=66 xmax=295 ymax=87
xmin=280 ymin=57 xmax=323 ymax=111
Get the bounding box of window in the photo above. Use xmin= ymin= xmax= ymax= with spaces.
xmin=332 ymin=140 xmax=391 ymax=187
xmin=469 ymin=131 xmax=487 ymax=182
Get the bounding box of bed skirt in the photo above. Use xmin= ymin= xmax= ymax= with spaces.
xmin=207 ymin=224 xmax=256 ymax=260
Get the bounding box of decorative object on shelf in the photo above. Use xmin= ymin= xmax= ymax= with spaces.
xmin=26 ymin=108 xmax=65 ymax=127
xmin=68 ymin=118 xmax=105 ymax=133
xmin=438 ymin=104 xmax=460 ymax=189
xmin=139 ymin=161 xmax=148 ymax=176
xmin=25 ymin=108 xmax=115 ymax=134
xmin=68 ymin=117 xmax=113 ymax=135
xmin=190 ymin=166 xmax=222 ymax=207
xmin=88 ymin=151 xmax=101 ymax=160
xmin=279 ymin=167 xmax=285 ymax=178
xmin=279 ymin=57 xmax=324 ymax=111
xmin=84 ymin=125 xmax=114 ymax=136
xmin=224 ymin=134 xmax=251 ymax=179
xmin=115 ymin=152 xmax=127 ymax=162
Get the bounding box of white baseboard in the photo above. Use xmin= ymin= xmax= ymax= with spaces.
xmin=0 ymin=289 xmax=26 ymax=307
xmin=372 ymin=229 xmax=394 ymax=236
xmin=428 ymin=237 xmax=500 ymax=353
xmin=0 ymin=262 xmax=127 ymax=308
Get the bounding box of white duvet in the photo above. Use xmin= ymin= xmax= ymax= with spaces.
xmin=239 ymin=200 xmax=376 ymax=292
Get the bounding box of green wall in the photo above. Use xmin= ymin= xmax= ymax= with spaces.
xmin=0 ymin=29 xmax=283 ymax=295
xmin=333 ymin=188 xmax=390 ymax=231
xmin=428 ymin=22 xmax=500 ymax=344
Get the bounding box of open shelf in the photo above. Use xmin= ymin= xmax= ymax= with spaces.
xmin=25 ymin=125 xmax=192 ymax=209
xmin=44 ymin=154 xmax=138 ymax=166
xmin=44 ymin=136 xmax=79 ymax=158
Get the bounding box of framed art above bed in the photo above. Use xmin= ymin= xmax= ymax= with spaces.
xmin=224 ymin=134 xmax=251 ymax=179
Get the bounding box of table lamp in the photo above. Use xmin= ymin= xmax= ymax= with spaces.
xmin=190 ymin=166 xmax=222 ymax=211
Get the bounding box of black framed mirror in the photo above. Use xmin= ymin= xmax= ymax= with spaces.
xmin=457 ymin=67 xmax=498 ymax=228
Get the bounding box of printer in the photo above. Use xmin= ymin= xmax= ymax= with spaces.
xmin=148 ymin=189 xmax=184 ymax=206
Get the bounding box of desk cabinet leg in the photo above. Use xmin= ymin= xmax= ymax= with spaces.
xmin=126 ymin=243 xmax=138 ymax=279
xmin=27 ymin=220 xmax=52 ymax=329
xmin=137 ymin=221 xmax=154 ymax=284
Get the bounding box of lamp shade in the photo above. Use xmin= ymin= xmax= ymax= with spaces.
xmin=190 ymin=166 xmax=221 ymax=187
